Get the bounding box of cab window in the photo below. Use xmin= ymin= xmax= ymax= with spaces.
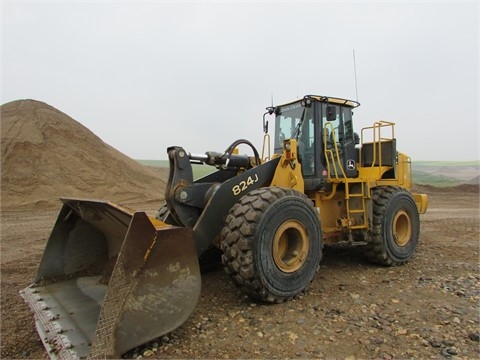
xmin=274 ymin=102 xmax=303 ymax=153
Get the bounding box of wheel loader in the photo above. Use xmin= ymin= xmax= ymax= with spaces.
xmin=21 ymin=95 xmax=428 ymax=359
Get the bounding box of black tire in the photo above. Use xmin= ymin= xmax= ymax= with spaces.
xmin=364 ymin=186 xmax=420 ymax=266
xmin=220 ymin=187 xmax=323 ymax=303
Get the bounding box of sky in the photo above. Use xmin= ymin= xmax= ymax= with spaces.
xmin=2 ymin=0 xmax=479 ymax=161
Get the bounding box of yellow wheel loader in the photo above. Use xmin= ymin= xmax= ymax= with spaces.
xmin=21 ymin=95 xmax=428 ymax=358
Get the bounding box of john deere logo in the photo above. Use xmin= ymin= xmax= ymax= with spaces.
xmin=347 ymin=159 xmax=356 ymax=170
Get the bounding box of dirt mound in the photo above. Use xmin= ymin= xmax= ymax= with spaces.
xmin=1 ymin=99 xmax=167 ymax=210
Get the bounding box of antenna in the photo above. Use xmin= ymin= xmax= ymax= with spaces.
xmin=353 ymin=49 xmax=359 ymax=102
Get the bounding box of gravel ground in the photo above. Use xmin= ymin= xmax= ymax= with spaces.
xmin=1 ymin=187 xmax=479 ymax=359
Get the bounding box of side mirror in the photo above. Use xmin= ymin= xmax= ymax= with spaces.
xmin=262 ymin=112 xmax=270 ymax=133
xmin=327 ymin=106 xmax=337 ymax=121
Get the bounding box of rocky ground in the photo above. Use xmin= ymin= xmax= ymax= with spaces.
xmin=1 ymin=186 xmax=479 ymax=359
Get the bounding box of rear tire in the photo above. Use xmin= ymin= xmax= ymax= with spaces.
xmin=220 ymin=187 xmax=322 ymax=303
xmin=364 ymin=186 xmax=420 ymax=266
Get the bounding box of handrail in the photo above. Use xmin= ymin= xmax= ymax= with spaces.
xmin=323 ymin=122 xmax=347 ymax=181
xmin=360 ymin=120 xmax=395 ymax=172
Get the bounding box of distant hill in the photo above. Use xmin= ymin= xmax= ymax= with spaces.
xmin=412 ymin=161 xmax=479 ymax=186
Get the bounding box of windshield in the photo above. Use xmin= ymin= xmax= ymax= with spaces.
xmin=274 ymin=102 xmax=304 ymax=152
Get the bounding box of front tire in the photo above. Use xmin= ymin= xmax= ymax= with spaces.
xmin=220 ymin=187 xmax=323 ymax=303
xmin=364 ymin=186 xmax=420 ymax=266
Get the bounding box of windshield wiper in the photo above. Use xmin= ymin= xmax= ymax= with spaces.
xmin=291 ymin=109 xmax=305 ymax=140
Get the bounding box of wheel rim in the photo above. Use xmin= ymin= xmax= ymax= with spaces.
xmin=273 ymin=220 xmax=309 ymax=273
xmin=392 ymin=209 xmax=412 ymax=247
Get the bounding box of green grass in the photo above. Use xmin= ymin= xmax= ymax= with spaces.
xmin=136 ymin=159 xmax=169 ymax=168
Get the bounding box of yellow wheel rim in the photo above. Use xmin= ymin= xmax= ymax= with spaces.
xmin=392 ymin=210 xmax=412 ymax=247
xmin=273 ymin=220 xmax=309 ymax=273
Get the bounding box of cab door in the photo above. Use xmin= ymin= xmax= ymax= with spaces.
xmin=340 ymin=106 xmax=359 ymax=178
xmin=322 ymin=104 xmax=358 ymax=178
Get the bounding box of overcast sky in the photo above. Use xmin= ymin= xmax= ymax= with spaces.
xmin=2 ymin=1 xmax=479 ymax=161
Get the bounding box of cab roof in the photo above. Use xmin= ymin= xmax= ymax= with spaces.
xmin=277 ymin=95 xmax=360 ymax=108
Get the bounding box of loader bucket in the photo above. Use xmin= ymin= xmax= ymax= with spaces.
xmin=20 ymin=198 xmax=201 ymax=359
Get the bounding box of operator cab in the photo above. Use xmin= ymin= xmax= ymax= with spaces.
xmin=271 ymin=95 xmax=360 ymax=191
